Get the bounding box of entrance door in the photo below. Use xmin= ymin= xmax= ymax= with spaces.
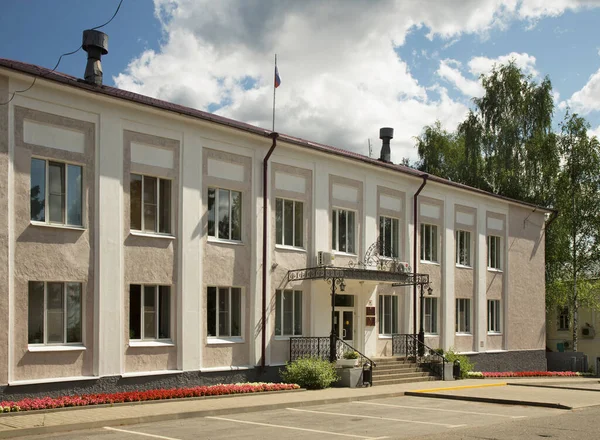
xmin=334 ymin=308 xmax=354 ymax=346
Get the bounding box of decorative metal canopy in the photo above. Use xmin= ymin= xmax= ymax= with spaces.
xmin=287 ymin=266 xmax=429 ymax=286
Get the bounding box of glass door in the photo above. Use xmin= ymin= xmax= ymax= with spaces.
xmin=334 ymin=308 xmax=354 ymax=346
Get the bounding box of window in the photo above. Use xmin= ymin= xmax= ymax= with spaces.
xmin=488 ymin=300 xmax=501 ymax=333
xmin=275 ymin=290 xmax=302 ymax=336
xmin=129 ymin=285 xmax=171 ymax=340
xmin=487 ymin=235 xmax=502 ymax=270
xmin=455 ymin=298 xmax=471 ymax=333
xmin=130 ymin=174 xmax=172 ymax=234
xmin=207 ymin=286 xmax=242 ymax=338
xmin=332 ymin=208 xmax=356 ymax=254
xmin=420 ymin=224 xmax=438 ymax=263
xmin=558 ymin=307 xmax=569 ymax=331
xmin=208 ymin=188 xmax=242 ymax=241
xmin=378 ymin=295 xmax=398 ymax=335
xmin=379 ymin=216 xmax=399 ymax=258
xmin=275 ymin=198 xmax=303 ymax=248
xmin=424 ymin=297 xmax=438 ymax=334
xmin=28 ymin=281 xmax=82 ymax=345
xmin=455 ymin=230 xmax=471 ymax=267
xmin=30 ymin=158 xmax=83 ymax=226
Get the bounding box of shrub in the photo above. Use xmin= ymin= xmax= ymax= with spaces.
xmin=444 ymin=348 xmax=474 ymax=379
xmin=343 ymin=351 xmax=360 ymax=360
xmin=280 ymin=357 xmax=339 ymax=389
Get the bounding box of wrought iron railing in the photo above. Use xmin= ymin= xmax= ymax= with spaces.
xmin=392 ymin=334 xmax=448 ymax=379
xmin=289 ymin=336 xmax=376 ymax=386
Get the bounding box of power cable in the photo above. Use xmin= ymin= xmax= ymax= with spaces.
xmin=0 ymin=0 xmax=124 ymax=105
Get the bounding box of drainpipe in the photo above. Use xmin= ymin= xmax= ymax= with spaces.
xmin=413 ymin=174 xmax=428 ymax=337
xmin=261 ymin=132 xmax=279 ymax=370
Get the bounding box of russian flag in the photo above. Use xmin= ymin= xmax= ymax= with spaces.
xmin=274 ymin=65 xmax=281 ymax=88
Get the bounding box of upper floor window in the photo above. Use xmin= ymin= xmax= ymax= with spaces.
xmin=424 ymin=297 xmax=438 ymax=334
xmin=207 ymin=286 xmax=242 ymax=338
xmin=487 ymin=235 xmax=502 ymax=270
xmin=30 ymin=158 xmax=82 ymax=227
xmin=420 ymin=223 xmax=438 ymax=263
xmin=28 ymin=281 xmax=82 ymax=345
xmin=332 ymin=208 xmax=356 ymax=254
xmin=455 ymin=230 xmax=471 ymax=267
xmin=276 ymin=198 xmax=303 ymax=248
xmin=487 ymin=299 xmax=501 ymax=333
xmin=379 ymin=216 xmax=399 ymax=258
xmin=130 ymin=174 xmax=172 ymax=234
xmin=129 ymin=285 xmax=171 ymax=341
xmin=558 ymin=307 xmax=569 ymax=331
xmin=275 ymin=289 xmax=303 ymax=336
xmin=208 ymin=188 xmax=241 ymax=241
xmin=379 ymin=294 xmax=399 ymax=335
xmin=455 ymin=298 xmax=471 ymax=334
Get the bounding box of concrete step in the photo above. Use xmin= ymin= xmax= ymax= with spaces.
xmin=372 ymin=376 xmax=438 ymax=386
xmin=372 ymin=371 xmax=433 ymax=381
xmin=372 ymin=366 xmax=423 ymax=376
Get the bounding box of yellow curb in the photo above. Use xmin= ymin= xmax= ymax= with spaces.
xmin=410 ymin=383 xmax=508 ymax=393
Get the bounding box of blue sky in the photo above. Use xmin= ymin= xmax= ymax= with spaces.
xmin=2 ymin=0 xmax=600 ymax=162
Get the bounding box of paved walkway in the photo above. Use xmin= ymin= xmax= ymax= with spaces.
xmin=0 ymin=378 xmax=598 ymax=439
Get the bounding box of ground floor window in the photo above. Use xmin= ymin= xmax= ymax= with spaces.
xmin=275 ymin=290 xmax=302 ymax=336
xmin=379 ymin=295 xmax=398 ymax=335
xmin=207 ymin=286 xmax=242 ymax=338
xmin=558 ymin=306 xmax=569 ymax=331
xmin=129 ymin=285 xmax=171 ymax=340
xmin=424 ymin=297 xmax=438 ymax=334
xmin=455 ymin=298 xmax=471 ymax=333
xmin=487 ymin=300 xmax=501 ymax=333
xmin=28 ymin=281 xmax=82 ymax=345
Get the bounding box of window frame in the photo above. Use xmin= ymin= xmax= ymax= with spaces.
xmin=207 ymin=187 xmax=243 ymax=242
xmin=206 ymin=286 xmax=244 ymax=341
xmin=130 ymin=173 xmax=173 ymax=235
xmin=30 ymin=157 xmax=84 ymax=228
xmin=378 ymin=294 xmax=399 ymax=336
xmin=332 ymin=207 xmax=357 ymax=255
xmin=487 ymin=299 xmax=502 ymax=334
xmin=487 ymin=235 xmax=502 ymax=270
xmin=129 ymin=284 xmax=172 ymax=342
xmin=455 ymin=229 xmax=472 ymax=267
xmin=275 ymin=198 xmax=304 ymax=249
xmin=420 ymin=223 xmax=439 ymax=263
xmin=379 ymin=215 xmax=400 ymax=258
xmin=557 ymin=307 xmax=570 ymax=331
xmin=28 ymin=281 xmax=83 ymax=346
xmin=424 ymin=297 xmax=438 ymax=335
xmin=275 ymin=289 xmax=303 ymax=337
xmin=455 ymin=298 xmax=471 ymax=334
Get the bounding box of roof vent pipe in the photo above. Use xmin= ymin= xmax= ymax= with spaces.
xmin=82 ymin=30 xmax=109 ymax=85
xmin=379 ymin=127 xmax=393 ymax=163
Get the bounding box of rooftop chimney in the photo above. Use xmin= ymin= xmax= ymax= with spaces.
xmin=82 ymin=30 xmax=109 ymax=85
xmin=379 ymin=127 xmax=394 ymax=163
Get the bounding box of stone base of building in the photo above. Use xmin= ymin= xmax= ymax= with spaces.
xmin=0 ymin=366 xmax=283 ymax=401
xmin=466 ymin=349 xmax=547 ymax=372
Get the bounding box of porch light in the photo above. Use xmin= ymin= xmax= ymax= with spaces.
xmin=340 ymin=280 xmax=346 ymax=292
xmin=427 ymin=286 xmax=433 ymax=295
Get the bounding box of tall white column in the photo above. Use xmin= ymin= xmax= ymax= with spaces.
xmin=442 ymin=197 xmax=455 ymax=350
xmin=475 ymin=209 xmax=488 ymax=352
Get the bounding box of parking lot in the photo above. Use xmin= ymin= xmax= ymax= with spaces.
xmin=22 ymin=395 xmax=565 ymax=440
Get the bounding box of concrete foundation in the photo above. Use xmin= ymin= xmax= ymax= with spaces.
xmin=466 ymin=350 xmax=547 ymax=372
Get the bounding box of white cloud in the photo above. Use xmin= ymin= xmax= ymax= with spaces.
xmin=468 ymin=52 xmax=539 ymax=77
xmin=437 ymin=59 xmax=485 ymax=98
xmin=589 ymin=125 xmax=600 ymax=139
xmin=113 ymin=0 xmax=595 ymax=162
xmin=564 ymin=68 xmax=600 ymax=114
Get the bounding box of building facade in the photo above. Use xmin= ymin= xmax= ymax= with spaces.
xmin=0 ymin=59 xmax=550 ymax=395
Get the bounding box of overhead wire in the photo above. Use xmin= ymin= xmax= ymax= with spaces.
xmin=0 ymin=0 xmax=124 ymax=106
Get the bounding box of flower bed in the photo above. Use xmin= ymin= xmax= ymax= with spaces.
xmin=467 ymin=371 xmax=593 ymax=379
xmin=0 ymin=382 xmax=300 ymax=413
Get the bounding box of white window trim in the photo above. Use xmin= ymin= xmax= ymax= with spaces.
xmin=487 ymin=299 xmax=502 ymax=334
xmin=208 ymin=187 xmax=242 ymax=242
xmin=129 ymin=285 xmax=172 ymax=343
xmin=275 ymin=290 xmax=303 ymax=337
xmin=420 ymin=223 xmax=439 ymax=263
xmin=379 ymin=215 xmax=400 ymax=258
xmin=207 ymin=286 xmax=244 ymax=340
xmin=28 ymin=282 xmax=84 ymax=347
xmin=424 ymin=297 xmax=438 ymax=335
xmin=31 ymin=157 xmax=84 ymax=228
xmin=455 ymin=229 xmax=472 ymax=268
xmin=455 ymin=298 xmax=472 ymax=334
xmin=487 ymin=235 xmax=503 ymax=271
xmin=276 ymin=198 xmax=304 ymax=249
xmin=332 ymin=207 xmax=357 ymax=255
xmin=131 ymin=174 xmax=173 ymax=236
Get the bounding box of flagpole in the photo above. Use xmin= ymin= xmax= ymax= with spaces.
xmin=272 ymin=54 xmax=277 ymax=132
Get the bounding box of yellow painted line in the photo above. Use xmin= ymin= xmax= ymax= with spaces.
xmin=410 ymin=382 xmax=507 ymax=393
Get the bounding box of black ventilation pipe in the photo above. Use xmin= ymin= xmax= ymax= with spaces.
xmin=413 ymin=174 xmax=428 ymax=337
xmin=261 ymin=132 xmax=278 ymax=369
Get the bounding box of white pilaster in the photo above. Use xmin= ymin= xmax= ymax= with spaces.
xmin=442 ymin=197 xmax=455 ymax=350
xmin=475 ymin=209 xmax=487 ymax=352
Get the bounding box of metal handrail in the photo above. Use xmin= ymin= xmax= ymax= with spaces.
xmin=335 ymin=337 xmax=376 ymax=387
xmin=391 ymin=333 xmax=448 ymax=379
